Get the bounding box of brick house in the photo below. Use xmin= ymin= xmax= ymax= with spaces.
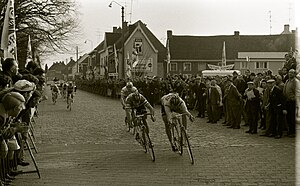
xmin=166 ymin=24 xmax=296 ymax=76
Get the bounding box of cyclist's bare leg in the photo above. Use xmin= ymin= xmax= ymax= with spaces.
xmin=162 ymin=115 xmax=173 ymax=147
xmin=182 ymin=115 xmax=187 ymax=130
xmin=125 ymin=108 xmax=132 ymax=124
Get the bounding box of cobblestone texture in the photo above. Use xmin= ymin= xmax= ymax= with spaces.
xmin=11 ymin=87 xmax=296 ymax=186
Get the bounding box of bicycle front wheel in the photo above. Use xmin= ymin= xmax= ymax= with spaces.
xmin=182 ymin=129 xmax=194 ymax=165
xmin=145 ymin=132 xmax=155 ymax=162
xmin=171 ymin=124 xmax=183 ymax=155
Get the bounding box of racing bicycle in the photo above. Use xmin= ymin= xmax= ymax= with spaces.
xmin=52 ymin=91 xmax=58 ymax=104
xmin=66 ymin=93 xmax=73 ymax=111
xmin=132 ymin=111 xmax=155 ymax=162
xmin=169 ymin=113 xmax=194 ymax=165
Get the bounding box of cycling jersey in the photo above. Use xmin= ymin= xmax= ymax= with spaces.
xmin=125 ymin=93 xmax=148 ymax=108
xmin=121 ymin=86 xmax=138 ymax=100
xmin=67 ymin=86 xmax=74 ymax=94
xmin=51 ymin=85 xmax=59 ymax=92
xmin=161 ymin=93 xmax=189 ymax=116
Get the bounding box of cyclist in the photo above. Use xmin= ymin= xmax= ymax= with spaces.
xmin=66 ymin=82 xmax=74 ymax=109
xmin=62 ymin=83 xmax=67 ymax=99
xmin=120 ymin=82 xmax=138 ymax=122
xmin=125 ymin=92 xmax=155 ymax=126
xmin=50 ymin=84 xmax=59 ymax=103
xmin=161 ymin=92 xmax=194 ymax=151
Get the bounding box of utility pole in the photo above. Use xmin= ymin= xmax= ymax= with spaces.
xmin=76 ymin=46 xmax=79 ymax=73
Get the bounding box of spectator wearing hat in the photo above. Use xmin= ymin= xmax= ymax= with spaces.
xmin=244 ymin=81 xmax=260 ymax=134
xmin=205 ymin=80 xmax=220 ymax=124
xmin=267 ymin=79 xmax=287 ymax=139
xmin=12 ymin=80 xmax=36 ymax=166
xmin=224 ymin=79 xmax=242 ymax=129
xmin=281 ymin=67 xmax=289 ymax=83
xmin=243 ymin=69 xmax=251 ymax=83
xmin=258 ymin=80 xmax=268 ymax=130
xmin=283 ymin=69 xmax=300 ymax=137
xmin=195 ymin=77 xmax=206 ymax=118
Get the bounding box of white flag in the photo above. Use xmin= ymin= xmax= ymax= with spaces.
xmin=1 ymin=0 xmax=17 ymax=60
xmin=113 ymin=44 xmax=118 ymax=74
xmin=25 ymin=35 xmax=33 ymax=67
xmin=221 ymin=41 xmax=226 ymax=67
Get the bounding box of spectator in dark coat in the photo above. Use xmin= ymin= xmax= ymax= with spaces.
xmin=244 ymin=81 xmax=260 ymax=134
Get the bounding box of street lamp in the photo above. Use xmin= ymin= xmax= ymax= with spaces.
xmin=109 ymin=1 xmax=125 ymax=79
xmin=84 ymin=39 xmax=94 ymax=51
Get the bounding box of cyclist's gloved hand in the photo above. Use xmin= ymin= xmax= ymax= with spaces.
xmin=189 ymin=114 xmax=195 ymax=122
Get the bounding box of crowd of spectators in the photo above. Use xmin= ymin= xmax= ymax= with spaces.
xmin=76 ymin=51 xmax=299 ymax=140
xmin=0 ymin=58 xmax=45 ymax=185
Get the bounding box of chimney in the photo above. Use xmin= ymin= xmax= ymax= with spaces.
xmin=281 ymin=24 xmax=291 ymax=34
xmin=122 ymin=21 xmax=128 ymax=33
xmin=113 ymin=27 xmax=117 ymax=33
xmin=234 ymin=31 xmax=240 ymax=36
xmin=167 ymin=30 xmax=173 ymax=39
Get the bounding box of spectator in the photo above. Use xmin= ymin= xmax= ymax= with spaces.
xmin=244 ymin=81 xmax=260 ymax=134
xmin=224 ymin=79 xmax=242 ymax=129
xmin=267 ymin=79 xmax=287 ymax=139
xmin=283 ymin=69 xmax=299 ymax=137
xmin=205 ymin=80 xmax=220 ymax=124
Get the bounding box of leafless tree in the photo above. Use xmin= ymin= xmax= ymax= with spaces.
xmin=0 ymin=0 xmax=81 ymax=68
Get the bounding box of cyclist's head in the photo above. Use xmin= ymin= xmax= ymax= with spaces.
xmin=170 ymin=95 xmax=181 ymax=107
xmin=126 ymin=82 xmax=133 ymax=89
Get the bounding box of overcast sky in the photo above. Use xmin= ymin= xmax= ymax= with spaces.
xmin=42 ymin=0 xmax=298 ymax=68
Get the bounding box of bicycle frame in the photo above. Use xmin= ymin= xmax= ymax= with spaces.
xmin=132 ymin=111 xmax=155 ymax=162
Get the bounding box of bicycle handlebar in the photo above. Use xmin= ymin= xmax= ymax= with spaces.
xmin=170 ymin=113 xmax=190 ymax=119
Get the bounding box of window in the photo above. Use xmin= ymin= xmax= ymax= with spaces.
xmin=241 ymin=62 xmax=248 ymax=69
xmin=255 ymin=61 xmax=268 ymax=69
xmin=170 ymin=63 xmax=177 ymax=71
xmin=183 ymin=63 xmax=191 ymax=71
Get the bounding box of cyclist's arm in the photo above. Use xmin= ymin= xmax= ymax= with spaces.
xmin=178 ymin=100 xmax=194 ymax=121
xmin=144 ymin=102 xmax=154 ymax=116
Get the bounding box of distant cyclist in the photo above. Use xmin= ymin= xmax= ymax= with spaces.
xmin=66 ymin=82 xmax=74 ymax=109
xmin=51 ymin=84 xmax=59 ymax=103
xmin=161 ymin=92 xmax=194 ymax=151
xmin=125 ymin=92 xmax=155 ymax=126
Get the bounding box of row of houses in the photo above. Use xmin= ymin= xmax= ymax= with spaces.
xmin=47 ymin=20 xmax=296 ymax=81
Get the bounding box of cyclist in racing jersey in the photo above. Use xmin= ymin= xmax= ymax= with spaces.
xmin=125 ymin=92 xmax=155 ymax=126
xmin=161 ymin=92 xmax=194 ymax=151
xmin=120 ymin=82 xmax=138 ymax=107
xmin=51 ymin=84 xmax=59 ymax=103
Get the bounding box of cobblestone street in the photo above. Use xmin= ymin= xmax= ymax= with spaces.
xmin=12 ymin=87 xmax=296 ymax=186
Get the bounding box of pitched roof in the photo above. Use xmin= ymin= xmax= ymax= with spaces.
xmin=48 ymin=62 xmax=66 ymax=71
xmin=169 ymin=33 xmax=295 ymax=60
xmin=114 ymin=20 xmax=167 ymax=62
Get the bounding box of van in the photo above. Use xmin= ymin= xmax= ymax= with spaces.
xmin=202 ymin=70 xmax=241 ymax=77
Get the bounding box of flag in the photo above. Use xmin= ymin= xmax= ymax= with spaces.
xmin=246 ymin=56 xmax=250 ymax=62
xmin=25 ymin=35 xmax=33 ymax=67
xmin=113 ymin=44 xmax=118 ymax=73
xmin=167 ymin=40 xmax=171 ymax=64
xmin=166 ymin=39 xmax=171 ymax=74
xmin=221 ymin=41 xmax=226 ymax=67
xmin=1 ymin=0 xmax=17 ymax=60
xmin=132 ymin=49 xmax=139 ymax=68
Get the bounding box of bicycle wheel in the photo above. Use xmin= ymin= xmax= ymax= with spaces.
xmin=144 ymin=131 xmax=155 ymax=162
xmin=182 ymin=129 xmax=194 ymax=165
xmin=171 ymin=123 xmax=183 ymax=155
